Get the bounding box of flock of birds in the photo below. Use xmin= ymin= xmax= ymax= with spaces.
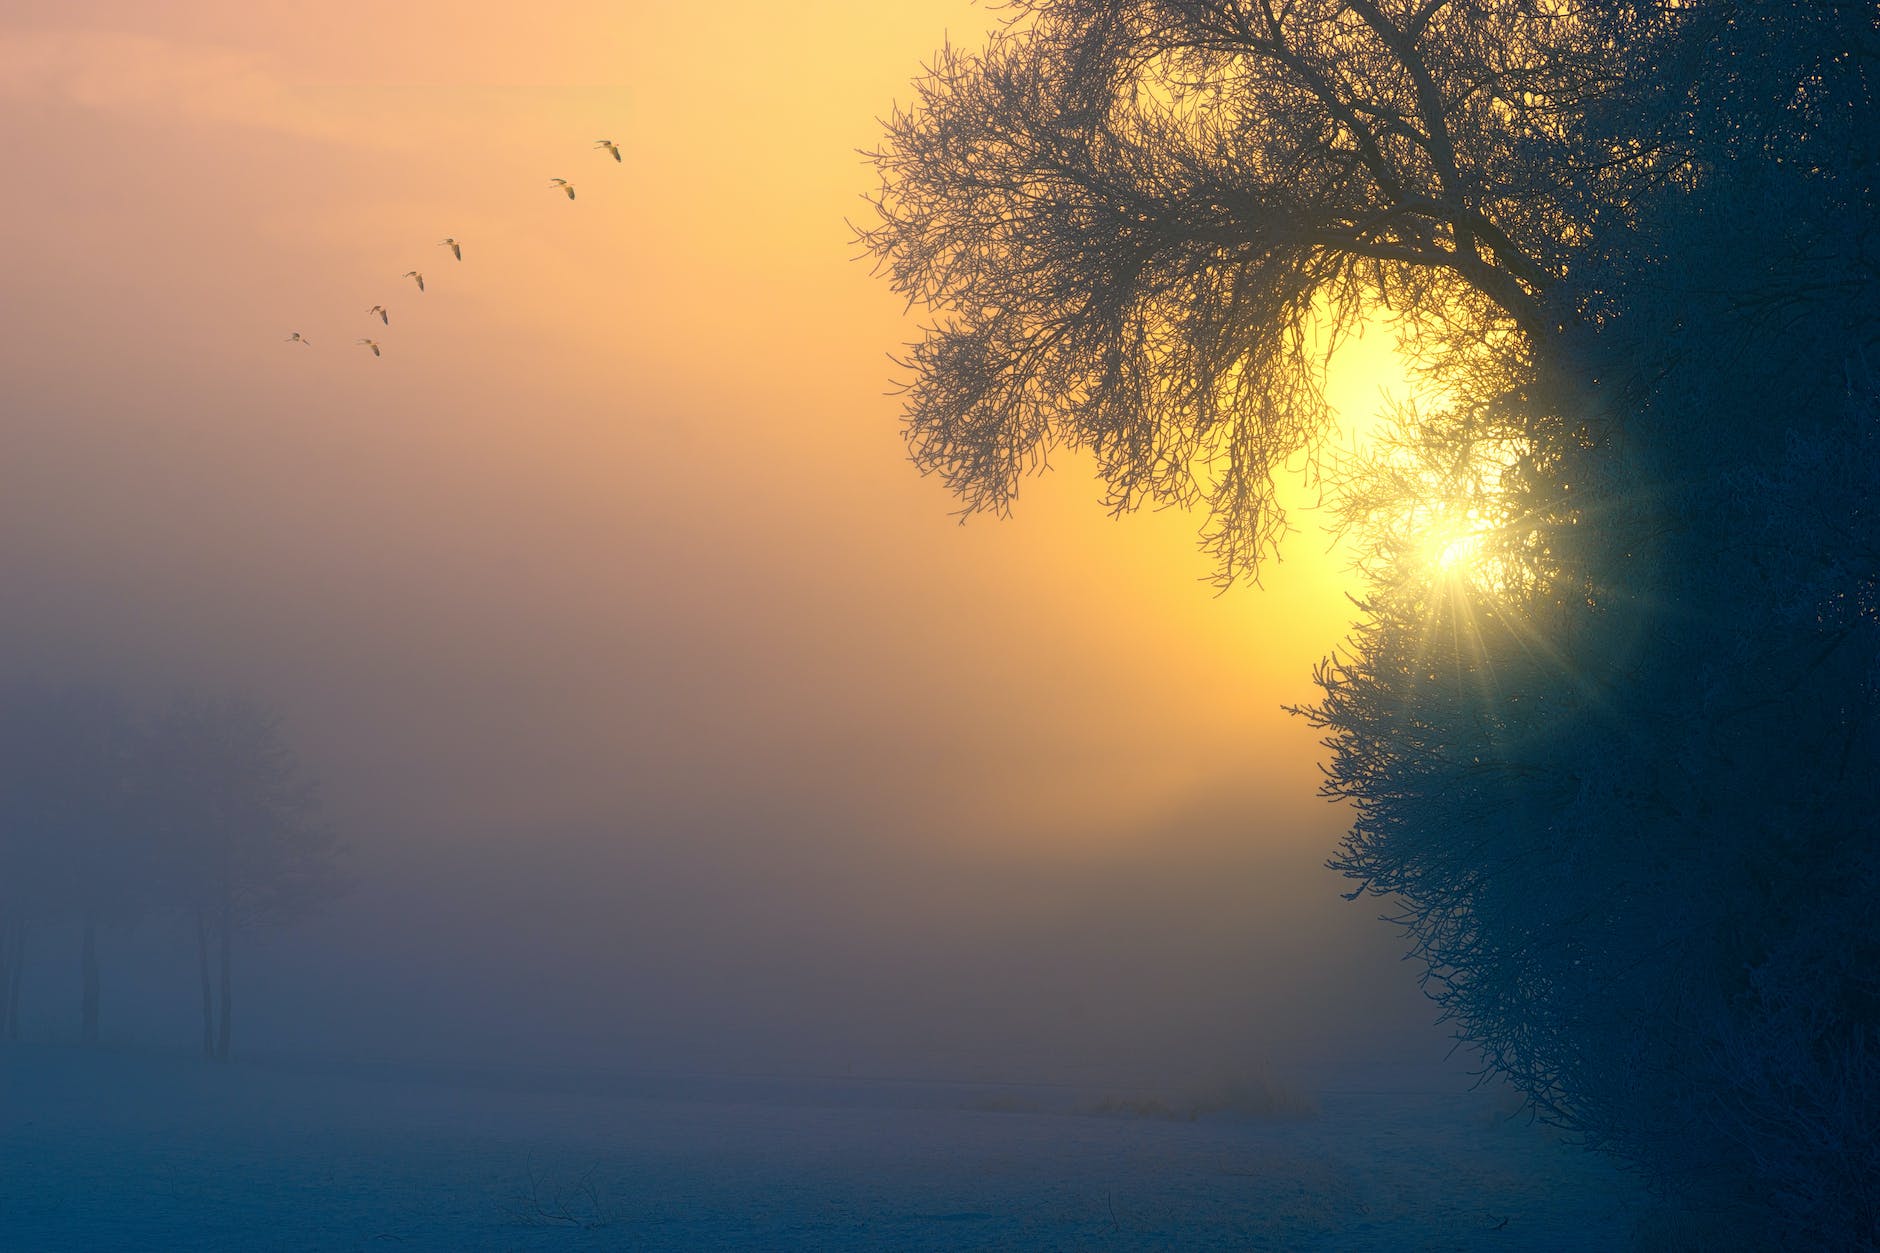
xmin=283 ymin=139 xmax=625 ymax=358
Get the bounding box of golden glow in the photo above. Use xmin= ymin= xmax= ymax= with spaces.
xmin=1422 ymin=510 xmax=1491 ymax=580
xmin=0 ymin=1 xmax=1426 ymax=855
xmin=1341 ymin=407 xmax=1533 ymax=602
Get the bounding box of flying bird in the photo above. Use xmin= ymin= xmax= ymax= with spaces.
xmin=594 ymin=140 xmax=621 ymax=162
xmin=550 ymin=178 xmax=576 ymax=200
xmin=285 ymin=332 xmax=311 ymax=345
xmin=356 ymin=338 xmax=382 ymax=357
xmin=404 ymin=270 xmax=425 ymax=292
xmin=438 ymin=237 xmax=462 ymax=260
xmin=367 ymin=305 xmax=389 ymax=325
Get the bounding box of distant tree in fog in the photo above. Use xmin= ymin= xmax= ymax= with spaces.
xmin=0 ymin=686 xmax=346 ymax=1057
xmin=0 ymin=685 xmax=147 ymax=1045
xmin=145 ymin=694 xmax=348 ymax=1062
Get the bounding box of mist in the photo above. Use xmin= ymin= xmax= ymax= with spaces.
xmin=0 ymin=1 xmax=1434 ymax=1078
xmin=0 ymin=439 xmax=1443 ymax=1110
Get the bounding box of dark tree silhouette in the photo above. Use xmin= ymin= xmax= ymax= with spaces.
xmin=1303 ymin=6 xmax=1879 ymax=1241
xmin=865 ymin=0 xmax=1879 ymax=1242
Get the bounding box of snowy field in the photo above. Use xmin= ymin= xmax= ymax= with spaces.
xmin=0 ymin=1047 xmax=1649 ymax=1251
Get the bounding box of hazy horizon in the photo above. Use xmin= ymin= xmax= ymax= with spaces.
xmin=0 ymin=0 xmax=1443 ymax=1089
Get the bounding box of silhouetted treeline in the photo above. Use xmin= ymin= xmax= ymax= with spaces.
xmin=1310 ymin=8 xmax=1878 ymax=1246
xmin=0 ymin=686 xmax=346 ymax=1060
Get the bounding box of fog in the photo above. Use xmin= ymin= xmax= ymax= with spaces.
xmin=31 ymin=787 xmax=1421 ymax=1084
xmin=0 ymin=0 xmax=1446 ymax=1093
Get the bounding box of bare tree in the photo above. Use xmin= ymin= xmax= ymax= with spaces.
xmin=857 ymin=0 xmax=1692 ymax=584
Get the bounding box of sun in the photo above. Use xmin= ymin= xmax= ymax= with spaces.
xmin=1420 ymin=509 xmax=1491 ymax=582
xmin=1334 ymin=400 xmax=1534 ymax=599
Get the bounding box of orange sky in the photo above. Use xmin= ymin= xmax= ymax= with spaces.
xmin=0 ymin=1 xmax=1409 ymax=859
xmin=0 ymin=1 xmax=1468 ymax=1082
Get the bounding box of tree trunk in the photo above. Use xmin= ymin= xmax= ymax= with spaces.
xmin=216 ymin=897 xmax=233 ymax=1063
xmin=6 ymin=921 xmax=24 ymax=1041
xmin=0 ymin=917 xmax=11 ymax=1041
xmin=0 ymin=917 xmax=9 ymax=1039
xmin=195 ymin=907 xmax=215 ymax=1061
xmin=79 ymin=917 xmax=99 ymax=1046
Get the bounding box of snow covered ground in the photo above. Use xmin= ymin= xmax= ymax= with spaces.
xmin=2 ymin=1047 xmax=1647 ymax=1251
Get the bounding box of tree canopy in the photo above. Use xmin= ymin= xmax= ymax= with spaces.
xmin=860 ymin=0 xmax=1697 ymax=583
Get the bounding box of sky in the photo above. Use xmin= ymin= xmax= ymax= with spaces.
xmin=0 ymin=1 xmax=1436 ymax=1083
